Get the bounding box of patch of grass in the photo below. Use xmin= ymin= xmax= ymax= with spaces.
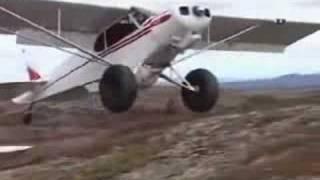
xmin=247 ymin=95 xmax=278 ymax=104
xmin=251 ymin=112 xmax=292 ymax=128
xmin=234 ymin=94 xmax=305 ymax=113
xmin=76 ymin=144 xmax=159 ymax=180
xmin=240 ymin=95 xmax=278 ymax=111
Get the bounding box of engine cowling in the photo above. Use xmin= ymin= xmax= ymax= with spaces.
xmin=172 ymin=5 xmax=211 ymax=33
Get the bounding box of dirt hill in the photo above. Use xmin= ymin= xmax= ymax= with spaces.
xmin=0 ymin=87 xmax=320 ymax=180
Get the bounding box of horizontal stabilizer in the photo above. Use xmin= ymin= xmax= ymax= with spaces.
xmin=0 ymin=146 xmax=32 ymax=153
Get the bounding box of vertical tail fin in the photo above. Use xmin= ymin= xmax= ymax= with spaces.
xmin=22 ymin=49 xmax=42 ymax=81
xmin=27 ymin=65 xmax=42 ymax=81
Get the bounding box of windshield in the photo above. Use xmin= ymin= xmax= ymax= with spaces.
xmin=94 ymin=10 xmax=151 ymax=52
xmin=131 ymin=10 xmax=149 ymax=25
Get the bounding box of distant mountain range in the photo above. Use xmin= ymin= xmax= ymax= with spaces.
xmin=221 ymin=73 xmax=320 ymax=90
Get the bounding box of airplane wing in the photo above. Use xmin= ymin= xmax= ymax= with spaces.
xmin=0 ymin=0 xmax=129 ymax=48
xmin=194 ymin=16 xmax=320 ymax=53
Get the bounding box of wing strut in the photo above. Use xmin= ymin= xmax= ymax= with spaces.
xmin=159 ymin=25 xmax=259 ymax=90
xmin=0 ymin=24 xmax=97 ymax=97
xmin=0 ymin=6 xmax=116 ymax=125
xmin=0 ymin=27 xmax=91 ymax=61
xmin=0 ymin=6 xmax=110 ymax=66
xmin=172 ymin=25 xmax=259 ymax=65
xmin=57 ymin=8 xmax=62 ymax=35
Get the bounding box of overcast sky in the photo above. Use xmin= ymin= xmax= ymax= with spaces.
xmin=1 ymin=0 xmax=320 ymax=82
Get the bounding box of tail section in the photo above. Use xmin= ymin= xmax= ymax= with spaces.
xmin=12 ymin=50 xmax=48 ymax=105
xmin=22 ymin=48 xmax=44 ymax=82
xmin=13 ymin=64 xmax=46 ymax=105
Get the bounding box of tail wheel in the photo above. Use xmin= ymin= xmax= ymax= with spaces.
xmin=99 ymin=65 xmax=138 ymax=113
xmin=181 ymin=69 xmax=219 ymax=112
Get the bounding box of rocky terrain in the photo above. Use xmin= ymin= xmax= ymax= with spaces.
xmin=0 ymin=86 xmax=319 ymax=180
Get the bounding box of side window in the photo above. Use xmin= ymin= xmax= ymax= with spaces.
xmin=106 ymin=22 xmax=137 ymax=47
xmin=94 ymin=16 xmax=138 ymax=52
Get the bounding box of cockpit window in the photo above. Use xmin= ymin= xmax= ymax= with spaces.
xmin=94 ymin=9 xmax=151 ymax=52
xmin=131 ymin=11 xmax=149 ymax=25
xmin=180 ymin=6 xmax=190 ymax=15
xmin=106 ymin=18 xmax=138 ymax=47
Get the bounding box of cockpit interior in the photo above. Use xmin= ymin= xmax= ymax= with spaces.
xmin=94 ymin=9 xmax=150 ymax=52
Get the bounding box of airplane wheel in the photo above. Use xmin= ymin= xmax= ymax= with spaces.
xmin=181 ymin=69 xmax=219 ymax=112
xmin=99 ymin=65 xmax=138 ymax=113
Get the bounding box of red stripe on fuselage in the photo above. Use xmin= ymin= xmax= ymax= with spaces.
xmin=101 ymin=29 xmax=152 ymax=57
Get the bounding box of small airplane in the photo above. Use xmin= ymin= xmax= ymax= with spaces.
xmin=0 ymin=0 xmax=320 ymax=124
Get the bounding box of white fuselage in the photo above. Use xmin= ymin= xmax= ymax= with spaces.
xmin=13 ymin=5 xmax=211 ymax=104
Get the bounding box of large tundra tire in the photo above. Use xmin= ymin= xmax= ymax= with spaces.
xmin=181 ymin=69 xmax=219 ymax=112
xmin=99 ymin=65 xmax=138 ymax=113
